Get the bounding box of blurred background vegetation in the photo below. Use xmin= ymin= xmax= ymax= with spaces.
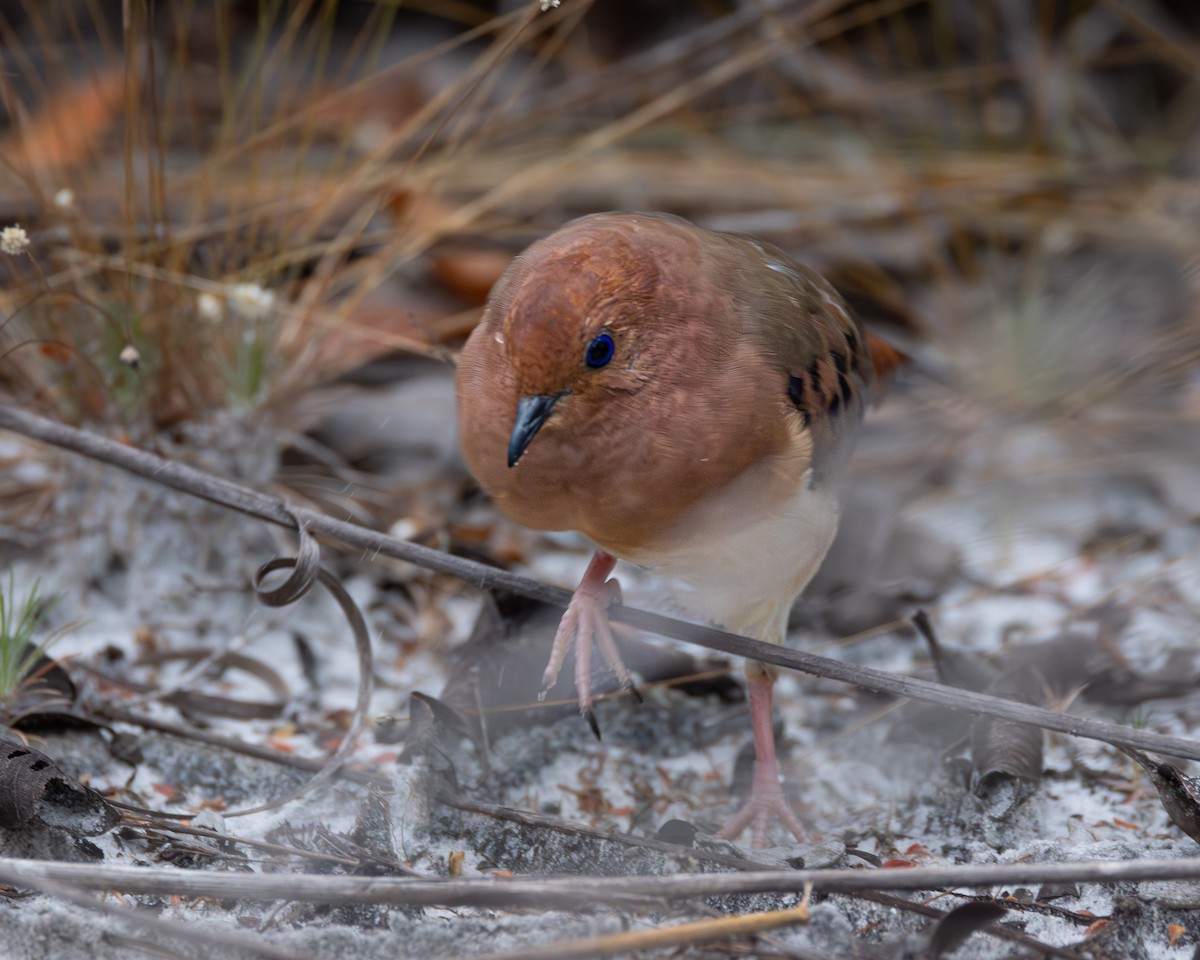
xmin=1 ymin=0 xmax=1198 ymax=546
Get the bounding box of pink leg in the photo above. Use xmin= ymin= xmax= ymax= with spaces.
xmin=717 ymin=674 xmax=807 ymax=848
xmin=541 ymin=550 xmax=639 ymax=738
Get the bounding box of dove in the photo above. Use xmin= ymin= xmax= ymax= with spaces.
xmin=456 ymin=211 xmax=901 ymax=845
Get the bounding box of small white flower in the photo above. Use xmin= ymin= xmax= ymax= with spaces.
xmin=228 ymin=282 xmax=276 ymax=320
xmin=197 ymin=292 xmax=223 ymax=321
xmin=0 ymin=225 xmax=29 ymax=256
xmin=540 ymin=0 xmax=560 ymax=9
xmin=119 ymin=343 xmax=141 ymax=369
xmin=390 ymin=517 xmax=419 ymax=541
xmin=53 ymin=188 xmax=75 ymax=209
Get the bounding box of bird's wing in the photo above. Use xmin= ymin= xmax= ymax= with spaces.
xmin=722 ymin=235 xmax=877 ymax=479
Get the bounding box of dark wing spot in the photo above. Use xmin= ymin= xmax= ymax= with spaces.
xmin=788 ymin=375 xmax=812 ymax=426
xmin=787 ymin=374 xmax=806 ymax=407
xmin=787 ymin=376 xmax=811 ymax=427
xmin=838 ymin=372 xmax=853 ymax=408
xmin=845 ymin=331 xmax=859 ymax=365
xmin=832 ymin=351 xmax=847 ymax=375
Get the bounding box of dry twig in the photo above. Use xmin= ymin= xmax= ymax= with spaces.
xmin=0 ymin=856 xmax=1197 ymax=909
xmin=466 ymin=892 xmax=812 ymax=960
xmin=4 ymin=402 xmax=1200 ymax=764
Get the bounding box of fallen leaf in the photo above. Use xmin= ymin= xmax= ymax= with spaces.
xmin=431 ymin=248 xmax=512 ymax=305
xmin=1117 ymin=745 xmax=1200 ymax=845
xmin=0 ymin=740 xmax=120 ymax=835
xmin=6 ymin=66 xmax=124 ymax=173
xmin=38 ymin=342 xmax=73 ymax=363
xmin=928 ymin=901 xmax=1007 ymax=958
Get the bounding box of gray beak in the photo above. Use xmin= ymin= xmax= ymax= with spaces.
xmin=507 ymin=392 xmax=566 ymax=467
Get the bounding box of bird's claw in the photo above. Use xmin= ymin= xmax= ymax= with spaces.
xmin=715 ymin=674 xmax=808 ymax=848
xmin=716 ymin=777 xmax=808 ymax=849
xmin=541 ymin=551 xmax=639 ymax=738
xmin=582 ymin=706 xmax=601 ymax=741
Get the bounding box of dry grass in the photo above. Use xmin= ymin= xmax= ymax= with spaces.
xmin=0 ymin=0 xmax=1195 ymax=455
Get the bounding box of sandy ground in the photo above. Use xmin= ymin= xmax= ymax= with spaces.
xmin=2 ymin=360 xmax=1199 ymax=960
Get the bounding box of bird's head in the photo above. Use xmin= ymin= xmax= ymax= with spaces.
xmin=485 ymin=215 xmax=686 ymax=467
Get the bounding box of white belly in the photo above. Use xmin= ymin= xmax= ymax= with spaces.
xmin=618 ymin=465 xmax=839 ymax=645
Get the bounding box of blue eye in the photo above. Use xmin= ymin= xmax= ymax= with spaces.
xmin=585 ymin=333 xmax=614 ymax=369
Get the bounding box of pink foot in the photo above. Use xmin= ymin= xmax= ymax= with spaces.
xmin=541 ymin=550 xmax=641 ymax=738
xmin=717 ymin=674 xmax=807 ymax=848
